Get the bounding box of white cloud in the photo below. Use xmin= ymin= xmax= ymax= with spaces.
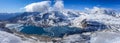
xmin=53 ymin=1 xmax=64 ymax=10
xmin=24 ymin=0 xmax=65 ymax=12
xmin=24 ymin=1 xmax=51 ymax=12
xmin=85 ymin=7 xmax=116 ymax=15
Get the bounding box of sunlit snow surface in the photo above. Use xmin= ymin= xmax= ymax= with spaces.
xmin=0 ymin=31 xmax=22 ymax=43
xmin=90 ymin=32 xmax=120 ymax=43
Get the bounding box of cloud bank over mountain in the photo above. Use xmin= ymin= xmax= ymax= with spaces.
xmin=24 ymin=1 xmax=50 ymax=12
xmin=53 ymin=1 xmax=64 ymax=10
xmin=24 ymin=0 xmax=65 ymax=12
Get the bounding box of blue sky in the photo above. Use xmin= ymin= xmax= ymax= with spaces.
xmin=0 ymin=0 xmax=120 ymax=13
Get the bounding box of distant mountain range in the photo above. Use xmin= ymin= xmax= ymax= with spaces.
xmin=0 ymin=13 xmax=21 ymax=21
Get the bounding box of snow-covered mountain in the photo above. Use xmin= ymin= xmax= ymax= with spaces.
xmin=1 ymin=0 xmax=120 ymax=43
xmin=7 ymin=1 xmax=120 ymax=29
xmin=10 ymin=10 xmax=81 ymax=27
xmin=1 ymin=1 xmax=120 ymax=29
xmin=9 ymin=6 xmax=120 ymax=32
xmin=5 ymin=0 xmax=120 ymax=36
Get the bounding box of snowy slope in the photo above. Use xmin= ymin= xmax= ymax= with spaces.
xmin=90 ymin=32 xmax=120 ymax=43
xmin=0 ymin=31 xmax=22 ymax=43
